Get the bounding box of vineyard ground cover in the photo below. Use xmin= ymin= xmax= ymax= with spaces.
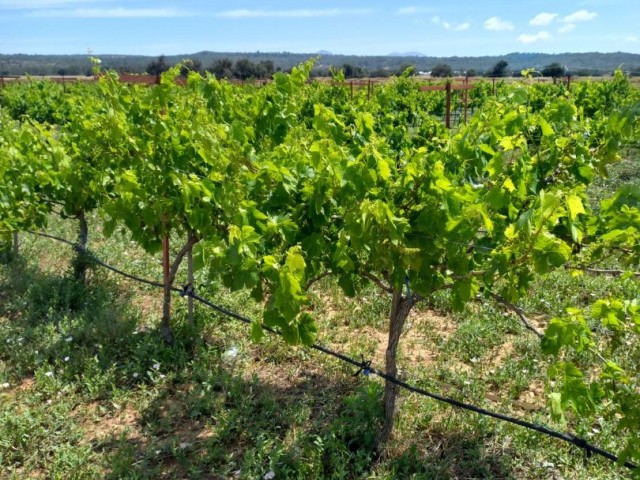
xmin=1 ymin=158 xmax=638 ymax=478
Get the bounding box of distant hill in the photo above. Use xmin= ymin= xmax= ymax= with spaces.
xmin=389 ymin=52 xmax=427 ymax=57
xmin=1 ymin=51 xmax=639 ymax=77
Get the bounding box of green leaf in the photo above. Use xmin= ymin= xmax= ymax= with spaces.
xmin=510 ymin=88 xmax=528 ymax=105
xmin=377 ymin=155 xmax=392 ymax=181
xmin=338 ymin=274 xmax=357 ymax=297
xmin=538 ymin=118 xmax=554 ymax=137
xmin=281 ymin=323 xmax=300 ymax=345
xmin=251 ymin=321 xmax=265 ymax=343
xmin=566 ymin=195 xmax=585 ymax=220
xmin=486 ymin=152 xmax=504 ymax=177
xmin=548 ymin=392 xmax=565 ymax=423
xmin=298 ymin=313 xmax=318 ymax=346
xmin=478 ymin=144 xmax=495 ymax=156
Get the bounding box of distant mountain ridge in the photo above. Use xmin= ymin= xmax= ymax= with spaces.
xmin=389 ymin=52 xmax=427 ymax=57
xmin=1 ymin=51 xmax=638 ymax=76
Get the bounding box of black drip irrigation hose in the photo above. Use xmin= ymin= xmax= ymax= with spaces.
xmin=13 ymin=230 xmax=640 ymax=471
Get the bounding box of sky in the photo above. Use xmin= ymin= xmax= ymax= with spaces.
xmin=1 ymin=0 xmax=638 ymax=57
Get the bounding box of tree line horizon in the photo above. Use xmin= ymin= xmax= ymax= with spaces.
xmin=2 ymin=51 xmax=639 ymax=79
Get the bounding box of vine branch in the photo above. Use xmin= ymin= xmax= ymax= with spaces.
xmin=305 ymin=271 xmax=332 ymax=290
xmin=361 ymin=271 xmax=394 ymax=294
xmin=489 ymin=293 xmax=544 ymax=338
xmin=565 ymin=264 xmax=640 ymax=278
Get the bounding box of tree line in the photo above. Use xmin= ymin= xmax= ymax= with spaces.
xmin=3 ymin=52 xmax=638 ymax=79
xmin=429 ymin=60 xmax=600 ymax=78
xmin=148 ymin=56 xmax=636 ymax=80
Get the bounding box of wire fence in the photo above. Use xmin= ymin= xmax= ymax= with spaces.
xmin=5 ymin=230 xmax=639 ymax=472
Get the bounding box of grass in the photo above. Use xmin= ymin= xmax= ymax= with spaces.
xmin=0 ymin=157 xmax=638 ymax=479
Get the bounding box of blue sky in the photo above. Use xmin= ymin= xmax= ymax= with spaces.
xmin=1 ymin=0 xmax=638 ymax=56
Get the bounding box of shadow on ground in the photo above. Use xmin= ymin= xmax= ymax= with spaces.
xmin=0 ymin=257 xmax=518 ymax=479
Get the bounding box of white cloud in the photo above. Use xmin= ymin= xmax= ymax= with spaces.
xmin=0 ymin=0 xmax=96 ymax=8
xmin=563 ymin=10 xmax=598 ymax=23
xmin=558 ymin=24 xmax=576 ymax=34
xmin=626 ymin=35 xmax=639 ymax=43
xmin=396 ymin=6 xmax=433 ymax=15
xmin=218 ymin=8 xmax=373 ymax=19
xmin=453 ymin=22 xmax=470 ymax=31
xmin=431 ymin=16 xmax=470 ymax=31
xmin=529 ymin=12 xmax=557 ymax=26
xmin=484 ymin=16 xmax=514 ymax=31
xmin=32 ymin=8 xmax=192 ymax=18
xmin=518 ymin=31 xmax=551 ymax=44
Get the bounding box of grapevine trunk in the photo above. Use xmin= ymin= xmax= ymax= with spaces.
xmin=73 ymin=210 xmax=89 ymax=284
xmin=377 ymin=288 xmax=414 ymax=448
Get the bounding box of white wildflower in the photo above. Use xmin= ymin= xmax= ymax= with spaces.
xmin=1 ymin=383 xmax=9 ymax=389
xmin=264 ymin=471 xmax=275 ymax=480
xmin=65 ymin=336 xmax=73 ymax=343
xmin=45 ymin=371 xmax=54 ymax=377
xmin=64 ymin=356 xmax=70 ymax=362
xmin=152 ymin=363 xmax=160 ymax=370
xmin=133 ymin=372 xmax=139 ymax=378
xmin=222 ymin=346 xmax=239 ymax=362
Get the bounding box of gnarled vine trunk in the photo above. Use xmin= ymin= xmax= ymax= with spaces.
xmin=161 ymin=229 xmax=172 ymax=345
xmin=73 ymin=210 xmax=89 ymax=284
xmin=161 ymin=229 xmax=199 ymax=346
xmin=187 ymin=242 xmax=194 ymax=327
xmin=377 ymin=288 xmax=414 ymax=448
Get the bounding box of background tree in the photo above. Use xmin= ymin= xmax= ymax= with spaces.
xmin=430 ymin=63 xmax=453 ymax=77
xmin=208 ymin=58 xmax=233 ymax=79
xmin=342 ymin=63 xmax=366 ymax=79
xmin=487 ymin=59 xmax=509 ymax=77
xmin=234 ymin=58 xmax=258 ymax=80
xmin=146 ymin=55 xmax=169 ymax=76
xmin=542 ymin=62 xmax=566 ymax=78
xmin=256 ymin=60 xmax=275 ymax=79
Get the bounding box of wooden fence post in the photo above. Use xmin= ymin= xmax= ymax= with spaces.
xmin=445 ymin=81 xmax=452 ymax=129
xmin=463 ymin=87 xmax=468 ymax=124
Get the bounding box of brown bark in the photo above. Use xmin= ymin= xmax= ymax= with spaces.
xmin=161 ymin=228 xmax=199 ymax=345
xmin=73 ymin=210 xmax=89 ymax=284
xmin=12 ymin=232 xmax=19 ymax=256
xmin=187 ymin=240 xmax=194 ymax=327
xmin=377 ymin=288 xmax=414 ymax=448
